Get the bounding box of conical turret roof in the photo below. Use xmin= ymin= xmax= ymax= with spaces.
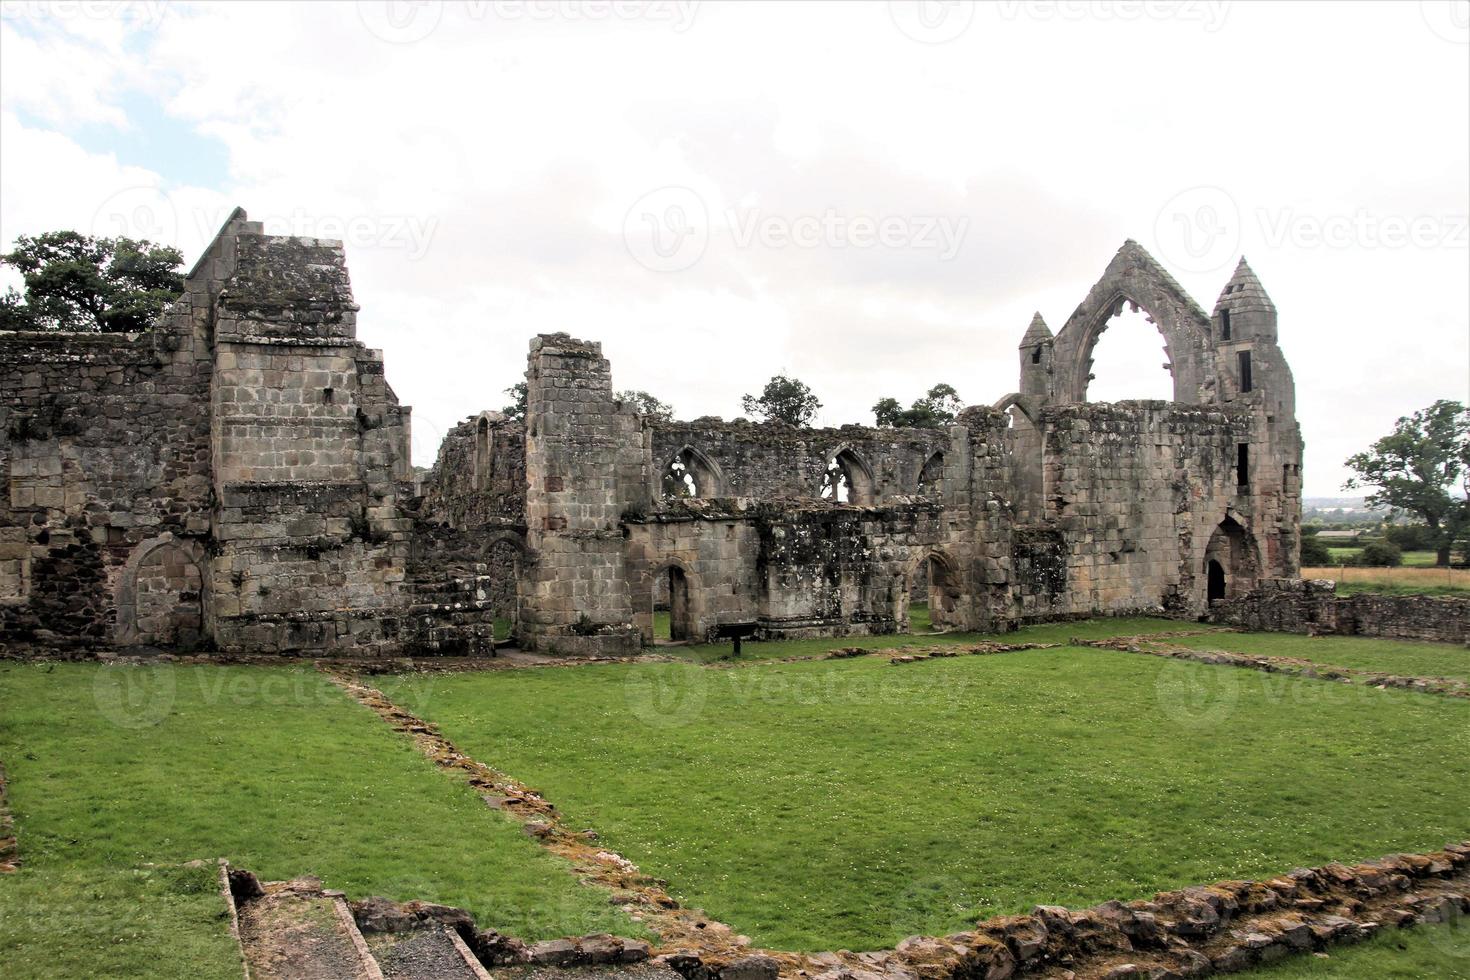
xmin=1019 ymin=312 xmax=1053 ymax=348
xmin=1214 ymin=257 xmax=1275 ymax=315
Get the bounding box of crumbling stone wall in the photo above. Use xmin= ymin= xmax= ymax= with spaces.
xmin=1 ymin=208 xmax=415 ymax=654
xmin=2 ymin=226 xmax=1307 ymax=655
xmin=1212 ymin=579 xmax=1470 ymax=644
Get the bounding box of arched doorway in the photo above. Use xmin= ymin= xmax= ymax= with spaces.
xmin=116 ymin=536 xmax=205 ymax=648
xmin=483 ymin=535 xmax=524 ymax=644
xmin=1207 ymin=559 xmax=1227 ymax=603
xmin=652 ymin=564 xmax=693 ymax=642
xmin=1204 ymin=516 xmax=1257 ymax=604
xmin=907 ymin=553 xmax=960 ymax=632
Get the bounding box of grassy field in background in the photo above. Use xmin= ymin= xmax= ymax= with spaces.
xmin=1303 ymin=564 xmax=1470 ymax=595
xmin=0 ymin=662 xmax=639 ymax=978
xmin=379 ymin=631 xmax=1470 ymax=951
xmin=1171 ymin=632 xmax=1470 ymax=682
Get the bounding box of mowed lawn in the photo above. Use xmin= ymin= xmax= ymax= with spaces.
xmin=0 ymin=662 xmax=638 ymax=978
xmin=381 ymin=644 xmax=1470 ymax=951
xmin=1171 ymin=632 xmax=1470 ymax=683
xmin=662 ymin=613 xmax=1207 ymax=663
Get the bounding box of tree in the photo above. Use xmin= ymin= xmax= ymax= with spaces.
xmin=873 ymin=383 xmax=964 ymax=428
xmin=1344 ymin=400 xmax=1470 ymax=566
xmin=1 ymin=231 xmax=184 ymax=332
xmin=1299 ymin=528 xmax=1331 ymax=566
xmin=502 ymin=382 xmax=527 ymax=423
xmin=616 ymin=390 xmax=676 ymax=422
xmin=1360 ymin=540 xmax=1403 ymax=568
xmin=741 ymin=374 xmax=821 ymax=427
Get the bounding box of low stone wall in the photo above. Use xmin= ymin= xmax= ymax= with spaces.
xmin=1211 ymin=579 xmax=1470 ymax=644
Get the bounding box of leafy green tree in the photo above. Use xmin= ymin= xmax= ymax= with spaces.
xmin=1 ymin=231 xmax=184 ymax=332
xmin=1299 ymin=529 xmax=1331 ymax=566
xmin=1344 ymin=400 xmax=1470 ymax=566
xmin=873 ymin=383 xmax=964 ymax=428
xmin=741 ymin=374 xmax=821 ymax=427
xmin=502 ymin=382 xmax=527 ymax=423
xmin=616 ymin=390 xmax=676 ymax=422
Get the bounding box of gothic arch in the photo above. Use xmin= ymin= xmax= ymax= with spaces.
xmin=820 ymin=445 xmax=876 ymax=505
xmin=115 ymin=533 xmax=207 ymax=647
xmin=1203 ymin=515 xmax=1260 ymax=604
xmin=1049 ymin=241 xmax=1216 ymax=405
xmin=661 ymin=445 xmax=726 ymax=499
xmin=903 ymin=550 xmax=962 ymax=631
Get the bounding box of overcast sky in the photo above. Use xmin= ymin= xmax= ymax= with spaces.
xmin=1 ymin=1 xmax=1466 ymax=495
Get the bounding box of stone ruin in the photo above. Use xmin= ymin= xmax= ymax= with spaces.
xmin=0 ymin=209 xmax=1302 ymax=656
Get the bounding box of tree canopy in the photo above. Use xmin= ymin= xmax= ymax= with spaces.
xmin=741 ymin=374 xmax=821 ymax=427
xmin=872 ymin=384 xmax=964 ymax=428
xmin=1344 ymin=399 xmax=1470 ymax=566
xmin=616 ymin=390 xmax=676 ymax=422
xmin=1 ymin=231 xmax=184 ymax=333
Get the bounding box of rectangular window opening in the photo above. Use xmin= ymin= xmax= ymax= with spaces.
xmin=1237 ymin=350 xmax=1253 ymax=392
xmin=1220 ymin=308 xmax=1231 ymax=340
xmin=1237 ymin=443 xmax=1250 ymax=489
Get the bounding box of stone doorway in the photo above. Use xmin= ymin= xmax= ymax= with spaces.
xmin=653 ymin=565 xmax=693 ymax=642
xmin=1207 ymin=559 xmax=1227 ymax=603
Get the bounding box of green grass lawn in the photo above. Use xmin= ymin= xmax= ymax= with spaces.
xmin=377 ymin=640 xmax=1470 ymax=951
xmin=664 ymin=614 xmax=1206 ymax=663
xmin=0 ymin=662 xmax=639 ymax=978
xmin=1244 ymin=920 xmax=1470 ymax=978
xmin=1172 ymin=633 xmax=1470 ymax=682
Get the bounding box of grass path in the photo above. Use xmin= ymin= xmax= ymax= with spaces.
xmin=0 ymin=661 xmax=638 ymax=978
xmin=379 ymin=641 xmax=1470 ymax=951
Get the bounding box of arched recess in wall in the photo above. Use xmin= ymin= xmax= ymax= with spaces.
xmin=473 ymin=416 xmax=493 ymax=490
xmin=917 ymin=452 xmax=944 ymax=496
xmin=478 ymin=530 xmax=527 ymax=642
xmin=661 ymin=446 xmax=724 ymax=499
xmin=115 ymin=534 xmax=206 ymax=648
xmin=1203 ymin=516 xmax=1258 ymax=603
xmin=642 ymin=558 xmax=700 ymax=644
xmin=902 ymin=551 xmax=962 ymax=632
xmin=820 ymin=447 xmax=876 ymax=505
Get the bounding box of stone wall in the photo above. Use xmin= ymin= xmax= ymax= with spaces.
xmin=1212 ymin=579 xmax=1470 ymax=645
xmin=1 ymin=208 xmax=417 ymax=654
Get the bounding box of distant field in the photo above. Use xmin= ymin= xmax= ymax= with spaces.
xmin=1303 ymin=564 xmax=1470 ymax=595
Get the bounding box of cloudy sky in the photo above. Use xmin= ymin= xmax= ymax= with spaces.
xmin=1 ymin=0 xmax=1466 ymax=494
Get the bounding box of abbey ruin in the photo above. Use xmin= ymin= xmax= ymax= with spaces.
xmin=0 ymin=209 xmax=1302 ymax=656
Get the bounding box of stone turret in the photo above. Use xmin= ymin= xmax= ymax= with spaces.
xmin=1213 ymin=257 xmax=1277 ymax=345
xmin=1018 ymin=312 xmax=1053 ymax=399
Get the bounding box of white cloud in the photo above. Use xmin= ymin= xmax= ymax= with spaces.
xmin=0 ymin=0 xmax=1465 ymax=494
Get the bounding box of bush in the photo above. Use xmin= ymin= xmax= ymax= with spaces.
xmin=1385 ymin=524 xmax=1435 ymax=551
xmin=1299 ymin=535 xmax=1332 ymax=566
xmin=1359 ymin=541 xmax=1403 ymax=567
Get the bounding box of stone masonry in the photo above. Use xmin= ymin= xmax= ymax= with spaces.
xmin=1 ymin=216 xmax=1305 ymax=655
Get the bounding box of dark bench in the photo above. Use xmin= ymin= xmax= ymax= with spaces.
xmin=714 ymin=621 xmax=759 ymax=656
